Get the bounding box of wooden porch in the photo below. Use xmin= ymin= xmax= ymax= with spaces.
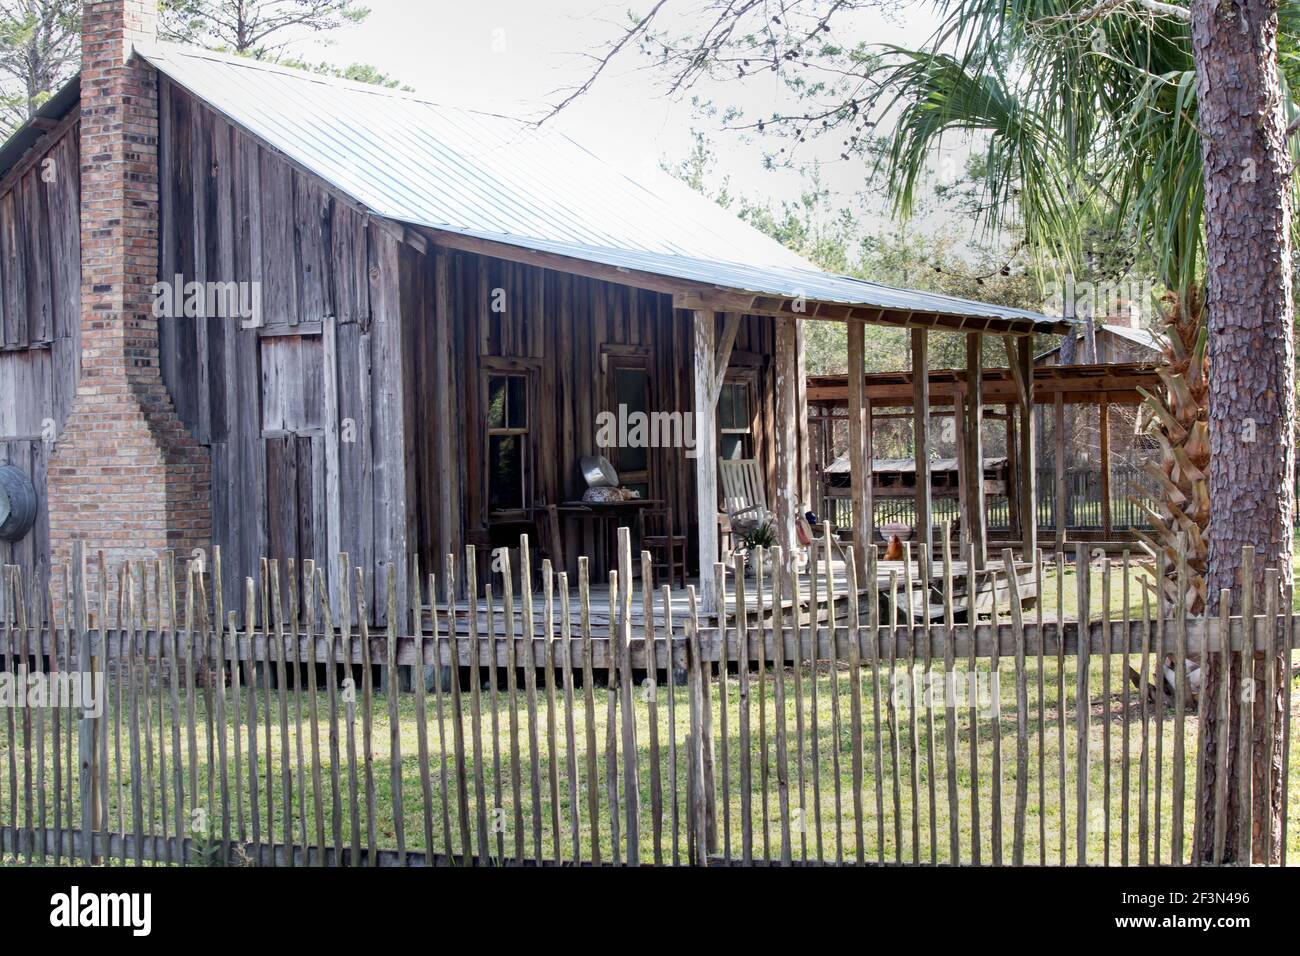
xmin=424 ymin=553 xmax=1038 ymax=638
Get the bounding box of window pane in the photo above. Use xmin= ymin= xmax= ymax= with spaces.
xmin=614 ymin=367 xmax=649 ymax=473
xmin=507 ymin=375 xmax=527 ymax=429
xmin=621 ymin=438 xmax=648 ymax=474
xmin=718 ymin=382 xmax=735 ymax=431
xmin=489 ymin=435 xmax=523 ymax=511
xmin=614 ymin=367 xmax=648 ymax=413
xmin=487 ymin=376 xmax=507 ymax=429
xmin=733 ymin=383 xmax=750 ymax=430
xmin=720 ymin=435 xmax=745 ymax=460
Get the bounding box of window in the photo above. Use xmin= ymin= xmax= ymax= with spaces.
xmin=609 ymin=361 xmax=651 ymax=498
xmin=486 ymin=373 xmax=530 ymax=514
xmin=718 ymin=379 xmax=753 ymax=460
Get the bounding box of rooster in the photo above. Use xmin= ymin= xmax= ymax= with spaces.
xmin=884 ymin=534 xmax=904 ymax=562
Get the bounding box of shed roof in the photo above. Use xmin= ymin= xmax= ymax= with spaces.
xmin=130 ymin=43 xmax=1072 ymax=335
xmin=1035 ymin=322 xmax=1160 ymax=360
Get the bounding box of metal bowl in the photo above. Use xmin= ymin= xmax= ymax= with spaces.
xmin=879 ymin=523 xmax=913 ymax=543
xmin=579 ymin=455 xmax=619 ymax=488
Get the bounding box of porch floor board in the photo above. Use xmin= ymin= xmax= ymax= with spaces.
xmin=424 ymin=556 xmax=1036 ymax=638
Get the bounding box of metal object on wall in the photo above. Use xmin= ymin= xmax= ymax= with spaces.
xmin=0 ymin=464 xmax=37 ymax=542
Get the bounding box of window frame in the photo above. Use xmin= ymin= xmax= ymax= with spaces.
xmin=717 ymin=372 xmax=757 ymax=461
xmin=482 ymin=366 xmax=536 ymax=521
xmin=603 ymin=349 xmax=654 ymax=495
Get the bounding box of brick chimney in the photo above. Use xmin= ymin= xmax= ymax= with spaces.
xmin=47 ymin=0 xmax=211 ymax=569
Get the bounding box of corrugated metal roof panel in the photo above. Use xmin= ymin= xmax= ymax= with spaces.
xmin=136 ymin=43 xmax=1069 ymax=332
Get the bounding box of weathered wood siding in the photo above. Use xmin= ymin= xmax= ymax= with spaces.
xmin=158 ymin=80 xmax=412 ymax=619
xmin=0 ymin=117 xmax=81 ymax=582
xmin=409 ymin=246 xmax=779 ymax=581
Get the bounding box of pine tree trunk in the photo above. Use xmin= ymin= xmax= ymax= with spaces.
xmin=1192 ymin=0 xmax=1295 ymax=864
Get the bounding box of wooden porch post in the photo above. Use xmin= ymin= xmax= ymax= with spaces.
xmin=795 ymin=320 xmax=811 ymax=509
xmin=965 ymin=332 xmax=987 ymax=569
xmin=692 ymin=310 xmax=741 ymax=614
xmin=847 ymin=320 xmax=873 ymax=571
xmin=1006 ymin=402 xmax=1021 ymax=539
xmin=693 ymin=310 xmax=720 ymax=613
xmin=1014 ymin=336 xmax=1037 ymax=556
xmin=953 ymin=394 xmax=970 ymax=553
xmin=911 ymin=328 xmax=932 ymax=579
xmin=1054 ymin=392 xmax=1067 ymax=553
xmin=433 ymin=247 xmax=463 ymax=587
xmin=1099 ymin=397 xmax=1113 ymax=538
xmin=774 ymin=316 xmax=802 ymax=574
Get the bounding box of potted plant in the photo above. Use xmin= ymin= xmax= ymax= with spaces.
xmin=737 ymin=521 xmax=776 ymax=574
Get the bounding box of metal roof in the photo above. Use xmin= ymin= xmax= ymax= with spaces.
xmin=12 ymin=43 xmax=1069 ymax=334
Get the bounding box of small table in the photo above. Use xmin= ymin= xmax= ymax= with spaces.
xmin=558 ymin=498 xmax=662 ymax=574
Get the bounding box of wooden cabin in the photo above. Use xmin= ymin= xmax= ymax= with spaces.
xmin=0 ymin=5 xmax=1072 ymax=624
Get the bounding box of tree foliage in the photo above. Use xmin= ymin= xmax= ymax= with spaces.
xmin=158 ymin=0 xmax=369 ymax=56
xmin=567 ymin=0 xmax=1299 ymax=296
xmin=0 ymin=0 xmax=79 ymax=132
xmin=0 ymin=0 xmax=391 ymax=138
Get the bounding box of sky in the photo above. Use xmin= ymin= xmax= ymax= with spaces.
xmin=274 ymin=0 xmax=950 ymax=229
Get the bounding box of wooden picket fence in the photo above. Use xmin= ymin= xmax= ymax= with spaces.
xmin=0 ymin=530 xmax=1295 ymax=866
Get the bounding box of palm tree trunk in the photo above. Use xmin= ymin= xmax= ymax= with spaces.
xmin=1192 ymin=0 xmax=1295 ymax=864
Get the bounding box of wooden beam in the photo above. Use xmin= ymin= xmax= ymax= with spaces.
xmin=805 ymin=363 xmax=1159 ymax=407
xmin=1054 ymin=392 xmax=1067 ymax=553
xmin=1015 ymin=337 xmax=1038 ymax=556
xmin=911 ymin=329 xmax=932 ymax=578
xmin=847 ymin=320 xmax=872 ymax=570
xmin=1100 ymin=397 xmax=1112 ymax=538
xmin=965 ymin=333 xmax=987 ymax=569
xmin=433 ymin=247 xmax=462 ymax=584
xmin=714 ymin=312 xmax=742 ymax=390
xmin=1006 ymin=403 xmax=1021 ymax=540
xmin=1003 ymin=336 xmax=1030 ymax=409
xmin=953 ymin=381 xmax=970 ymax=553
xmin=693 ymin=310 xmax=721 ymax=613
xmin=795 ymin=321 xmax=811 ymax=507
xmin=774 ymin=316 xmax=802 ymax=573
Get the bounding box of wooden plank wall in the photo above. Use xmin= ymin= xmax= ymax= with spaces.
xmin=411 ymin=246 xmax=779 ymax=582
xmin=0 ymin=120 xmax=81 ymax=586
xmin=141 ymin=79 xmax=784 ymax=612
xmin=158 ymin=81 xmax=411 ymax=620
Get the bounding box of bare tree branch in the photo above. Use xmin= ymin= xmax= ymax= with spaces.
xmin=537 ymin=0 xmax=674 ymax=125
